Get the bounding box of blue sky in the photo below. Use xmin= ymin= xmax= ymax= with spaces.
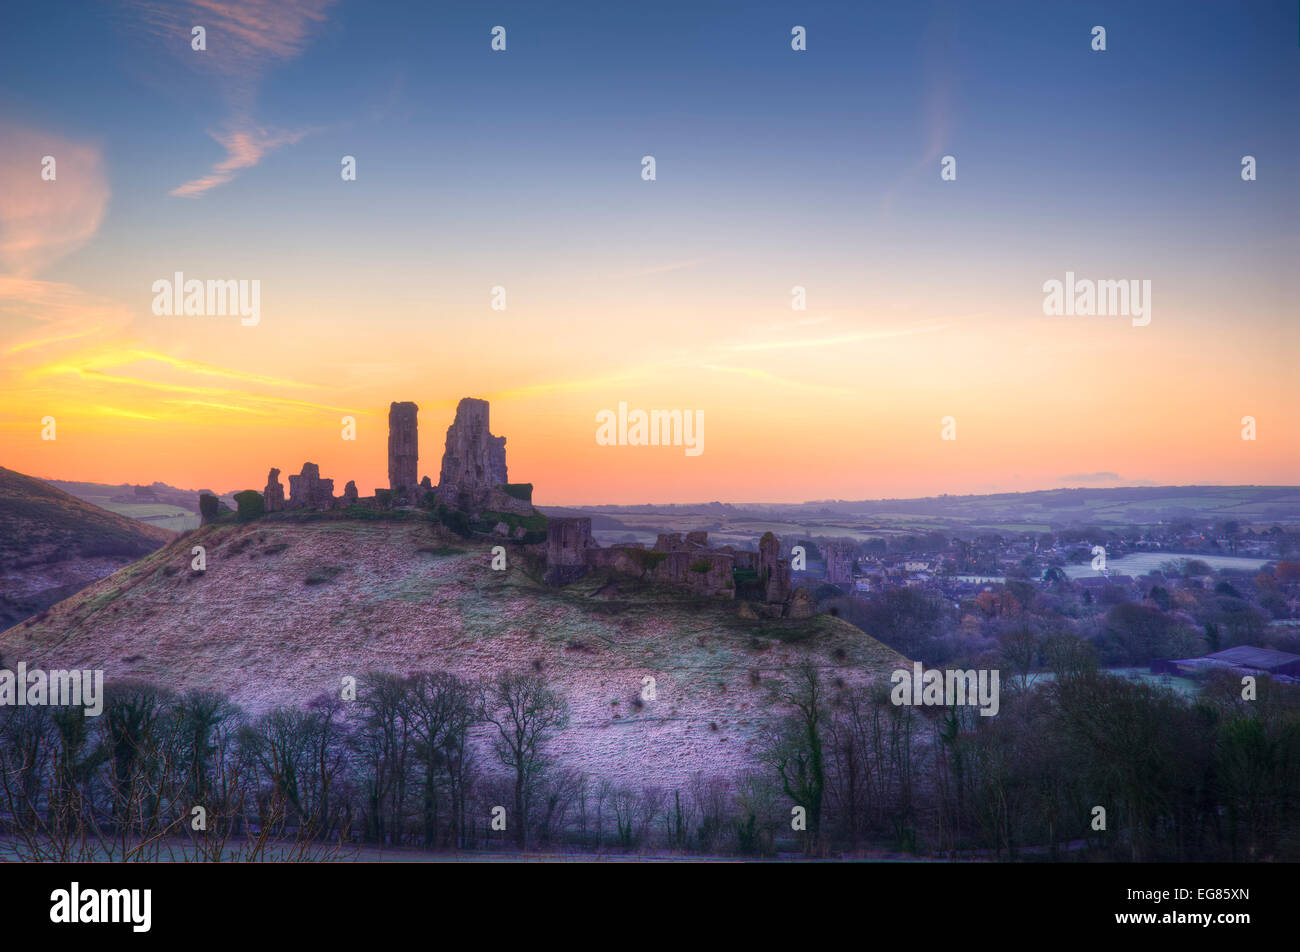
xmin=1 ymin=1 xmax=1296 ymax=501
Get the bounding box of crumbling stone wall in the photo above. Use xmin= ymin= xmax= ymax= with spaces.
xmin=759 ymin=531 xmax=791 ymax=604
xmin=544 ymin=517 xmax=592 ymax=586
xmin=287 ymin=463 xmax=335 ymax=510
xmin=825 ymin=543 xmax=855 ymax=585
xmin=673 ymin=550 xmax=734 ymax=597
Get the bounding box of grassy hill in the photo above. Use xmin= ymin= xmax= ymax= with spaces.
xmin=0 ymin=467 xmax=174 ymax=629
xmin=1 ymin=518 xmax=903 ymax=785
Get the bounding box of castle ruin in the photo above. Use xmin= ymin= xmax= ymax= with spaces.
xmin=287 ymin=463 xmax=334 ymax=510
xmin=543 ymin=519 xmax=798 ymax=610
xmin=240 ymin=395 xmax=808 ymax=614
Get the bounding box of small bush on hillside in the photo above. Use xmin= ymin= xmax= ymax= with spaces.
xmin=438 ymin=505 xmax=472 ymax=538
xmin=503 ymin=483 xmax=533 ymax=503
xmin=305 ymin=566 xmax=344 ymax=586
xmin=234 ymin=490 xmax=264 ymax=522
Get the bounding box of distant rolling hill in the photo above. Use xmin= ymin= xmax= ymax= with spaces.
xmin=0 ymin=518 xmax=903 ymax=785
xmin=44 ymin=478 xmax=238 ymax=533
xmin=0 ymin=467 xmax=175 ymax=630
xmin=560 ymin=486 xmax=1300 ymax=541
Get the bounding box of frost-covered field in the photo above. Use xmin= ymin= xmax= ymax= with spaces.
xmin=3 ymin=521 xmax=903 ymax=786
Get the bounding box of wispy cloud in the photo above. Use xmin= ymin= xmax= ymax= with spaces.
xmin=88 ymin=405 xmax=159 ymax=421
xmin=5 ymin=325 xmax=103 ymax=355
xmin=703 ymin=364 xmax=852 ymax=394
xmin=764 ymin=314 xmax=834 ymax=331
xmin=34 ymin=361 xmax=366 ymax=417
xmin=0 ymin=124 xmax=109 ymax=278
xmin=880 ymin=12 xmax=956 ymax=214
xmin=489 ymin=369 xmax=654 ymax=402
xmin=171 ymin=125 xmax=313 ymax=197
xmin=129 ymin=0 xmax=338 ymax=197
xmin=726 ymin=320 xmax=951 ymax=353
xmin=604 ymin=257 xmax=715 ymax=281
xmin=9 ymin=343 xmax=363 ymax=426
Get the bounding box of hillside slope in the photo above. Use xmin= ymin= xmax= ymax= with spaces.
xmin=0 ymin=467 xmax=174 ymax=629
xmin=1 ymin=519 xmax=904 ymax=785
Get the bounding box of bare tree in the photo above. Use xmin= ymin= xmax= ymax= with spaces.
xmin=405 ymin=671 xmax=475 ymax=849
xmin=479 ymin=672 xmax=568 ymax=849
xmin=760 ymin=661 xmax=827 ymax=855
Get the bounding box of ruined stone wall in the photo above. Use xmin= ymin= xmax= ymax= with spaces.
xmin=544 ymin=517 xmax=592 ymax=585
xmin=544 ymin=526 xmax=777 ymax=605
xmin=759 ymin=531 xmax=791 ymax=604
xmin=287 ymin=462 xmax=335 ymax=510
xmin=653 ymin=533 xmax=683 ymax=552
xmin=825 ymin=543 xmax=855 ymax=585
xmin=665 ymin=551 xmax=738 ymax=595
xmin=585 ymin=544 xmax=648 ymax=576
xmin=723 ymin=547 xmax=758 ymax=571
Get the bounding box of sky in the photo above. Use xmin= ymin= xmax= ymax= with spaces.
xmin=1 ymin=0 xmax=1297 ymax=505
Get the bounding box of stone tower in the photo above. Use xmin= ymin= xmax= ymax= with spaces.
xmin=437 ymin=397 xmax=507 ymax=495
xmin=388 ymin=401 xmax=419 ymax=498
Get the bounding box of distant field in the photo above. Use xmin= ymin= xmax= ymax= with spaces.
xmin=564 ymin=487 xmax=1300 ymax=546
xmin=99 ymin=502 xmax=200 ymax=532
xmin=1034 ymin=667 xmax=1200 ymax=698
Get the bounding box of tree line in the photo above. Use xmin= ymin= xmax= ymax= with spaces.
xmin=2 ymin=649 xmax=1297 ymax=860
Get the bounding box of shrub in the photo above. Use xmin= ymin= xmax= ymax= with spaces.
xmin=305 ymin=566 xmax=344 ymax=586
xmin=234 ymin=490 xmax=264 ymax=522
xmin=690 ymin=560 xmax=712 ymax=574
xmin=438 ymin=506 xmax=472 ymax=538
xmin=503 ymin=483 xmax=533 ymax=503
xmin=629 ymin=550 xmax=669 ymax=572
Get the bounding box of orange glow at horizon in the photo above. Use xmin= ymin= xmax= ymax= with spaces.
xmin=5 ymin=303 xmax=1296 ymax=504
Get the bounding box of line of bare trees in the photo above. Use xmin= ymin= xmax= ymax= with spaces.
xmin=4 ymin=648 xmax=1297 ymax=860
xmin=765 ymin=644 xmax=1300 ymax=861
